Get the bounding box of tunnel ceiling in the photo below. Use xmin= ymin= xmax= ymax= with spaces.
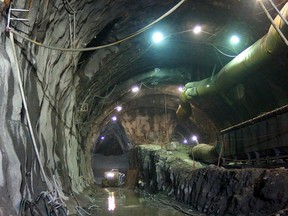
xmin=73 ymin=0 xmax=286 ymax=137
xmin=9 ymin=0 xmax=288 ymax=146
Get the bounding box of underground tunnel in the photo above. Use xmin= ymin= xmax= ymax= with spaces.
xmin=1 ymin=0 xmax=288 ymax=215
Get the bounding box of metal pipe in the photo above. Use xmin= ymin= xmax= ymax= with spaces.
xmin=267 ymin=0 xmax=288 ymax=26
xmin=10 ymin=8 xmax=29 ymax=12
xmin=9 ymin=18 xmax=29 ymax=21
xmin=210 ymin=64 xmax=217 ymax=81
xmin=259 ymin=0 xmax=288 ymax=46
xmin=176 ymin=2 xmax=288 ymax=121
xmin=6 ymin=5 xmax=12 ymax=29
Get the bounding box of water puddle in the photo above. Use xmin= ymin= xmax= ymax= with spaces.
xmin=89 ymin=153 xmax=204 ymax=215
xmin=87 ymin=187 xmax=203 ymax=216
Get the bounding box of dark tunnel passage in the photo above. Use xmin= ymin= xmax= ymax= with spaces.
xmin=92 ymin=120 xmax=131 ymax=184
xmin=93 ymin=120 xmax=132 ymax=156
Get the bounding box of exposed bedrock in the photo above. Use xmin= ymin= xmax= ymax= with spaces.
xmin=0 ymin=2 xmax=90 ymax=214
xmin=130 ymin=145 xmax=288 ymax=216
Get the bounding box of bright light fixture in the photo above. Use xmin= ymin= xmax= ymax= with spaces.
xmin=152 ymin=32 xmax=164 ymax=43
xmin=178 ymin=86 xmax=184 ymax=92
xmin=131 ymin=86 xmax=139 ymax=93
xmin=115 ymin=106 xmax=122 ymax=112
xmin=100 ymin=136 xmax=105 ymax=140
xmin=193 ymin=25 xmax=202 ymax=34
xmin=230 ymin=35 xmax=240 ymax=45
xmin=106 ymin=172 xmax=115 ymax=178
xmin=111 ymin=116 xmax=117 ymax=121
xmin=192 ymin=135 xmax=198 ymax=142
xmin=183 ymin=139 xmax=188 ymax=144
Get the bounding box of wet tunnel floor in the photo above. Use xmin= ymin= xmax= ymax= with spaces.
xmin=80 ymin=186 xmax=205 ymax=216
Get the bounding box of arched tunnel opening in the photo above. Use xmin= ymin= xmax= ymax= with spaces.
xmin=93 ymin=121 xmax=131 ymax=156
xmin=92 ymin=120 xmax=131 ymax=184
xmin=1 ymin=0 xmax=288 ymax=215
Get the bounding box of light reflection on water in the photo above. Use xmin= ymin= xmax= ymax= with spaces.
xmin=90 ymin=188 xmax=201 ymax=216
xmin=108 ymin=192 xmax=116 ymax=211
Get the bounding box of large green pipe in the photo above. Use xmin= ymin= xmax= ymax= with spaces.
xmin=177 ymin=2 xmax=288 ymax=121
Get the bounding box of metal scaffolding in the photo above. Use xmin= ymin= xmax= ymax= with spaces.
xmin=6 ymin=5 xmax=29 ymax=29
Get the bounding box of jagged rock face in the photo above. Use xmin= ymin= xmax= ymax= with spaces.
xmin=1 ymin=0 xmax=194 ymax=214
xmin=132 ymin=145 xmax=288 ymax=216
xmin=0 ymin=20 xmax=22 ymax=216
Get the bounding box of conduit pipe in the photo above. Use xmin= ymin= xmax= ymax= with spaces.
xmin=176 ymin=2 xmax=288 ymax=121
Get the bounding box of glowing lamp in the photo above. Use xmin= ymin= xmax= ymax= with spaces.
xmin=115 ymin=106 xmax=122 ymax=112
xmin=192 ymin=135 xmax=199 ymax=145
xmin=106 ymin=172 xmax=115 ymax=178
xmin=131 ymin=86 xmax=139 ymax=93
xmin=178 ymin=86 xmax=184 ymax=92
xmin=152 ymin=32 xmax=164 ymax=43
xmin=193 ymin=25 xmax=202 ymax=34
xmin=230 ymin=35 xmax=240 ymax=45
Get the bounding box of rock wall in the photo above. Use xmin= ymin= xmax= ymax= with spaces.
xmin=1 ymin=2 xmax=185 ymax=213
xmin=131 ymin=145 xmax=288 ymax=216
xmin=122 ymin=110 xmax=176 ymax=145
xmin=1 ymin=0 xmax=166 ymax=213
xmin=1 ymin=16 xmax=51 ymax=215
xmin=0 ymin=1 xmax=92 ymax=214
xmin=0 ymin=18 xmax=26 ymax=215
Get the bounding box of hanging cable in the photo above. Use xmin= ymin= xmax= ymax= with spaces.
xmin=9 ymin=31 xmax=51 ymax=189
xmin=9 ymin=0 xmax=187 ymax=52
xmin=212 ymin=44 xmax=237 ymax=58
xmin=75 ymin=206 xmax=91 ymax=216
xmin=63 ymin=0 xmax=74 ymax=14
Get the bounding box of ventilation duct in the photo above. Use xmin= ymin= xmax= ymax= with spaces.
xmin=176 ymin=2 xmax=288 ymax=121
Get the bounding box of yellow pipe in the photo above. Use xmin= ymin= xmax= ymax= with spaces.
xmin=177 ymin=2 xmax=288 ymax=121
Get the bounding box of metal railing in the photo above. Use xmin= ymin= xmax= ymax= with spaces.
xmin=258 ymin=0 xmax=288 ymax=46
xmin=6 ymin=5 xmax=29 ymax=29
